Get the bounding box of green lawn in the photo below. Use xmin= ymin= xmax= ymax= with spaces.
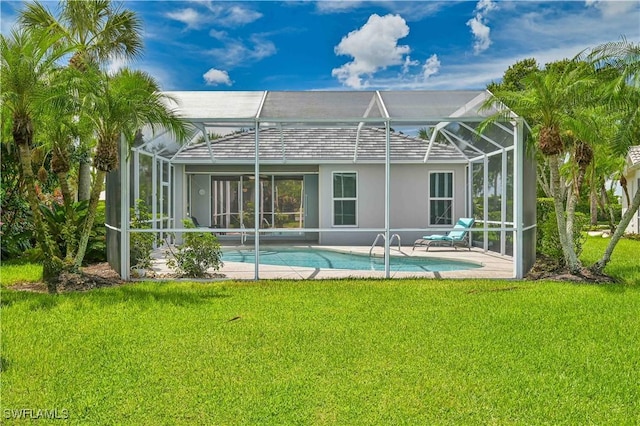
xmin=1 ymin=238 xmax=639 ymax=424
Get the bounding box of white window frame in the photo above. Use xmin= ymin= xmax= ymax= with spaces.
xmin=428 ymin=171 xmax=454 ymax=227
xmin=332 ymin=171 xmax=358 ymax=227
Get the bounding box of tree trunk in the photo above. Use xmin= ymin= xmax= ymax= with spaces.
xmin=77 ymin=159 xmax=91 ymax=201
xmin=74 ymin=169 xmax=106 ymax=268
xmin=14 ymin=117 xmax=62 ymax=293
xmin=591 ymin=186 xmax=640 ymax=275
xmin=537 ymin=162 xmax=552 ymax=198
xmin=566 ymin=167 xmax=587 ymax=247
xmin=52 ymin=146 xmax=78 ymax=262
xmin=549 ymin=155 xmax=581 ymax=272
xmin=590 ymin=189 xmax=598 ymax=226
xmin=55 ymin=170 xmax=78 ymax=261
xmin=600 ymin=183 xmax=616 ymax=232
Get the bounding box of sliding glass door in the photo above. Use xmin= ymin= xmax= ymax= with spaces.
xmin=194 ymin=174 xmax=314 ymax=238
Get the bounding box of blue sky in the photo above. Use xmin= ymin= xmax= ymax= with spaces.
xmin=1 ymin=1 xmax=639 ymax=91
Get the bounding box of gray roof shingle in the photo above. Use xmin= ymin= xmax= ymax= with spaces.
xmin=629 ymin=146 xmax=640 ymax=166
xmin=173 ymin=127 xmax=466 ymax=163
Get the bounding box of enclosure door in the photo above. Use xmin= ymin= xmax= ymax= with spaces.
xmin=303 ymin=175 xmax=319 ymax=241
xmin=211 ymin=176 xmax=241 ymax=229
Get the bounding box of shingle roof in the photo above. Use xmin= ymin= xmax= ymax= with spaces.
xmin=629 ymin=146 xmax=640 ymax=166
xmin=172 ymin=127 xmax=467 ymax=163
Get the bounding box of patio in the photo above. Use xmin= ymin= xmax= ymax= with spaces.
xmin=146 ymin=244 xmax=514 ymax=281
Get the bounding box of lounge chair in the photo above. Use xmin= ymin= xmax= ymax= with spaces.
xmin=412 ymin=218 xmax=475 ymax=251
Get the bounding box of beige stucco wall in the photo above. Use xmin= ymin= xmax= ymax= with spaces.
xmin=318 ymin=163 xmax=468 ymax=245
xmin=623 ymin=168 xmax=639 ymax=234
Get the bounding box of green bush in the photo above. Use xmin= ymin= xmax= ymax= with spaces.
xmin=129 ymin=200 xmax=156 ymax=269
xmin=84 ymin=202 xmax=107 ymax=264
xmin=537 ymin=198 xmax=587 ymax=263
xmin=166 ymin=219 xmax=223 ymax=277
xmin=29 ymin=200 xmax=107 ymax=265
xmin=536 ymin=198 xmax=554 ymax=253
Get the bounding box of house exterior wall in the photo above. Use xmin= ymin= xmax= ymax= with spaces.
xmin=623 ymin=168 xmax=639 ymax=234
xmin=318 ymin=163 xmax=467 ymax=245
xmin=189 ymin=174 xmax=211 ymax=227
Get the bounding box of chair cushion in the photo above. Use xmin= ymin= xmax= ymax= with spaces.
xmin=422 ymin=235 xmax=450 ymax=241
xmin=447 ymin=224 xmax=467 ymax=240
xmin=457 ymin=218 xmax=475 ymax=228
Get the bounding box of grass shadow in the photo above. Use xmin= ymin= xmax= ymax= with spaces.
xmin=86 ymin=283 xmax=232 ymax=308
xmin=1 ymin=282 xmax=231 ymax=311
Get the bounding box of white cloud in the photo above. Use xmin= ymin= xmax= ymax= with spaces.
xmin=203 ymin=68 xmax=232 ymax=86
xmin=422 ymin=54 xmax=441 ymax=80
xmin=467 ymin=0 xmax=497 ymax=54
xmin=585 ymin=0 xmax=638 ymax=18
xmin=316 ymin=1 xmax=365 ymax=14
xmin=219 ymin=5 xmax=263 ymax=26
xmin=402 ymin=56 xmax=419 ymax=75
xmin=209 ymin=29 xmax=228 ymax=40
xmin=332 ymin=14 xmax=411 ymax=88
xmin=206 ymin=35 xmax=276 ymax=68
xmin=166 ymin=3 xmax=262 ymax=30
xmin=106 ymin=56 xmax=128 ymax=75
xmin=166 ymin=8 xmax=203 ymax=29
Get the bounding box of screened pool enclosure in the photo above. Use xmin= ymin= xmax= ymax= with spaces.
xmin=105 ymin=90 xmax=536 ymax=279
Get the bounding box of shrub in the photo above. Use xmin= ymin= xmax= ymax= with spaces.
xmin=538 ymin=205 xmax=587 ymax=263
xmin=130 ymin=200 xmax=156 ymax=269
xmin=35 ymin=200 xmax=107 ymax=265
xmin=166 ymin=219 xmax=223 ymax=277
xmin=84 ymin=202 xmax=107 ymax=264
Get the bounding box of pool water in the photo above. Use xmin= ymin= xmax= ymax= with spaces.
xmin=222 ymin=247 xmax=482 ymax=272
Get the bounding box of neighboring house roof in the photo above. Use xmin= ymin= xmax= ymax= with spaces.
xmin=172 ymin=127 xmax=468 ymax=164
xmin=628 ymin=146 xmax=640 ymax=166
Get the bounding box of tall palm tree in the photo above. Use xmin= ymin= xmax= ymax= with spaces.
xmin=20 ymin=0 xmax=143 ymax=201
xmin=73 ymin=68 xmax=188 ymax=268
xmin=37 ymin=68 xmax=92 ymax=261
xmin=483 ymin=63 xmax=597 ymax=273
xmin=585 ymin=39 xmax=640 ymax=273
xmin=0 ymin=28 xmax=73 ymax=291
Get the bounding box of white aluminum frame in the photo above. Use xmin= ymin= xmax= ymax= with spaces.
xmin=114 ymin=91 xmax=533 ymax=280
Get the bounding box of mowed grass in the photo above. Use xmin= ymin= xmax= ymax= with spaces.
xmin=1 ymin=238 xmax=639 ymax=424
xmin=0 ymin=260 xmax=43 ymax=288
xmin=581 ymin=235 xmax=640 ymax=284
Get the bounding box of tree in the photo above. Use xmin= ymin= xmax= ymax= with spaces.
xmin=0 ymin=28 xmax=73 ymax=291
xmin=73 ymin=68 xmax=188 ymax=268
xmin=487 ymin=58 xmax=539 ymax=93
xmin=585 ymin=39 xmax=640 ymax=273
xmin=484 ymin=62 xmax=598 ymax=273
xmin=20 ymin=0 xmax=143 ymax=201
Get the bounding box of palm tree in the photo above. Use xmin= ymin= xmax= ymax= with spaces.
xmin=36 ymin=68 xmax=93 ymax=261
xmin=20 ymin=0 xmax=143 ymax=201
xmin=73 ymin=68 xmax=188 ymax=268
xmin=0 ymin=28 xmax=73 ymax=291
xmin=585 ymin=39 xmax=640 ymax=274
xmin=483 ymin=63 xmax=597 ymax=273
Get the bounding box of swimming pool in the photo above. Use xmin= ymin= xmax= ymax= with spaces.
xmin=222 ymin=247 xmax=482 ymax=272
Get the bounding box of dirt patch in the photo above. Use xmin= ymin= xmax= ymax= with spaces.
xmin=10 ymin=263 xmax=124 ymax=293
xmin=526 ymin=255 xmax=616 ymax=284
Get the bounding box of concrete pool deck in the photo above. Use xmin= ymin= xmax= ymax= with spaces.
xmin=147 ymin=245 xmax=514 ymax=280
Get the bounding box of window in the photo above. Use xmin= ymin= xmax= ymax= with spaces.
xmin=429 ymin=171 xmax=453 ymax=225
xmin=333 ymin=172 xmax=357 ymax=226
